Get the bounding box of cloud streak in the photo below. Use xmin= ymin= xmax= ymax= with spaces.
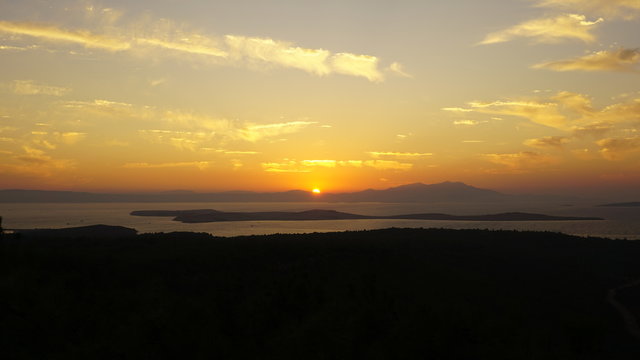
xmin=597 ymin=137 xmax=640 ymax=160
xmin=0 ymin=20 xmax=131 ymax=51
xmin=261 ymin=159 xmax=413 ymax=173
xmin=479 ymin=14 xmax=603 ymax=45
xmin=533 ymin=48 xmax=640 ymax=72
xmin=123 ymin=161 xmax=213 ymax=170
xmin=0 ymin=15 xmax=396 ymax=82
xmin=368 ymin=151 xmax=433 ymax=159
xmin=444 ymin=91 xmax=640 ymax=131
xmin=537 ymin=0 xmax=640 ymax=19
xmin=12 ymin=80 xmax=71 ymax=96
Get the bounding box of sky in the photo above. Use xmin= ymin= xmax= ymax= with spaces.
xmin=0 ymin=0 xmax=639 ymax=197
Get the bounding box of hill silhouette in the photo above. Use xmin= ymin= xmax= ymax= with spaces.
xmin=3 ymin=228 xmax=640 ymax=359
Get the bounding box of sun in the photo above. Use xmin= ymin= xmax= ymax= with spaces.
xmin=312 ymin=188 xmax=321 ymax=194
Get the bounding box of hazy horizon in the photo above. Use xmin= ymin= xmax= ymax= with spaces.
xmin=1 ymin=1 xmax=639 ymax=196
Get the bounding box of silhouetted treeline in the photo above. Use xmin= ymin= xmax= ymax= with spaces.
xmin=2 ymin=228 xmax=640 ymax=359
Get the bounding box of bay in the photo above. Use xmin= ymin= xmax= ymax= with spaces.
xmin=0 ymin=201 xmax=639 ymax=239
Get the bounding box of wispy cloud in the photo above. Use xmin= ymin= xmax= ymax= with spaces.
xmin=331 ymin=53 xmax=384 ymax=82
xmin=363 ymin=160 xmax=413 ymax=170
xmin=368 ymin=151 xmax=432 ymax=159
xmin=442 ymin=107 xmax=474 ymax=113
xmin=597 ymin=137 xmax=640 ymax=160
xmin=225 ymin=35 xmax=330 ymax=75
xmin=261 ymin=159 xmax=413 ymax=173
xmin=239 ymin=121 xmax=317 ymax=142
xmin=533 ymin=48 xmax=640 ymax=72
xmin=524 ymin=136 xmax=570 ymax=149
xmin=6 ymin=145 xmax=75 ymax=177
xmin=388 ymin=62 xmax=412 ymax=78
xmin=12 ymin=80 xmax=71 ymax=96
xmin=453 ymin=120 xmax=486 ymax=126
xmin=0 ymin=20 xmax=131 ymax=51
xmin=479 ymin=14 xmax=603 ymax=45
xmin=56 ymin=132 xmax=86 ymax=145
xmin=262 ymin=161 xmax=311 ymax=173
xmin=536 ymin=0 xmax=640 ymax=19
xmin=444 ymin=91 xmax=640 ymax=131
xmin=460 ymin=99 xmax=569 ymax=130
xmin=300 ymin=160 xmax=337 ymax=168
xmin=0 ymin=11 xmax=396 ymax=82
xmin=483 ymin=152 xmax=560 ymax=173
xmin=137 ymin=37 xmax=227 ymax=58
xmin=123 ymin=161 xmax=213 ymax=170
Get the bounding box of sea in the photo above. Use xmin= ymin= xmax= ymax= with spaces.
xmin=0 ymin=201 xmax=639 ymax=239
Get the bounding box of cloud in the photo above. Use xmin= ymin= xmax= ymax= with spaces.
xmin=56 ymin=132 xmax=86 ymax=145
xmin=573 ymin=124 xmax=613 ymax=137
xmin=0 ymin=45 xmax=36 ymax=51
xmin=331 ymin=53 xmax=384 ymax=82
xmin=58 ymin=98 xmax=317 ymax=150
xmin=239 ymin=121 xmax=317 ymax=142
xmin=261 ymin=159 xmax=413 ymax=173
xmin=483 ymin=152 xmax=559 ymax=172
xmin=363 ymin=160 xmax=413 ymax=170
xmin=445 ymin=91 xmax=640 ymax=131
xmin=12 ymin=80 xmax=71 ymax=96
xmin=442 ymin=107 xmax=474 ymax=113
xmin=0 ymin=13 xmax=392 ymax=81
xmin=300 ymin=160 xmax=337 ymax=168
xmin=533 ymin=48 xmax=640 ymax=72
xmin=388 ymin=62 xmax=412 ymax=78
xmin=123 ymin=161 xmax=212 ymax=170
xmin=214 ymin=150 xmax=259 ymax=155
xmin=479 ymin=14 xmax=603 ymax=45
xmin=524 ymin=136 xmax=570 ymax=149
xmin=262 ymin=161 xmax=311 ymax=173
xmin=137 ymin=37 xmax=227 ymax=58
xmin=465 ymin=99 xmax=569 ymax=130
xmin=138 ymin=129 xmax=213 ymax=152
xmin=225 ymin=35 xmax=330 ymax=75
xmin=8 ymin=145 xmax=75 ymax=176
xmin=536 ymin=0 xmax=640 ymax=19
xmin=453 ymin=120 xmax=485 ymax=126
xmin=597 ymin=137 xmax=640 ymax=160
xmin=368 ymin=151 xmax=432 ymax=159
xmin=0 ymin=20 xmax=131 ymax=51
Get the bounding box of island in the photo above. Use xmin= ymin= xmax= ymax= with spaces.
xmin=130 ymin=209 xmax=603 ymax=223
xmin=600 ymin=202 xmax=640 ymax=207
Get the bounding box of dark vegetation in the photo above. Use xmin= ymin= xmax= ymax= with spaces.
xmin=2 ymin=227 xmax=640 ymax=359
xmin=131 ymin=208 xmax=603 ymax=223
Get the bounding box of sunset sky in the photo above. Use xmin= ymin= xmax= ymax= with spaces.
xmin=1 ymin=0 xmax=639 ymax=196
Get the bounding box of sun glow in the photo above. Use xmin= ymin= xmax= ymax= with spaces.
xmin=312 ymin=188 xmax=321 ymax=194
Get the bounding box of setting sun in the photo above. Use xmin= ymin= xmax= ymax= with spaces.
xmin=312 ymin=188 xmax=321 ymax=194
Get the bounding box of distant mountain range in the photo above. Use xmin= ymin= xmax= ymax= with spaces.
xmin=0 ymin=181 xmax=574 ymax=203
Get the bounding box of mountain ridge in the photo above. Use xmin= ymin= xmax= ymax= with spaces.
xmin=0 ymin=181 xmax=566 ymax=203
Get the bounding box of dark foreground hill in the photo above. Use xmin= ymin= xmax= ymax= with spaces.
xmin=2 ymin=228 xmax=640 ymax=359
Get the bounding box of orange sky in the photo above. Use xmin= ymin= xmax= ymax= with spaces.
xmin=1 ymin=1 xmax=639 ymax=196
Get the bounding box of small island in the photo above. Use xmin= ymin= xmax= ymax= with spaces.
xmin=600 ymin=202 xmax=640 ymax=207
xmin=130 ymin=209 xmax=603 ymax=223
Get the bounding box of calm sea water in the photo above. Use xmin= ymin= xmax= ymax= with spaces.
xmin=0 ymin=201 xmax=638 ymax=239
